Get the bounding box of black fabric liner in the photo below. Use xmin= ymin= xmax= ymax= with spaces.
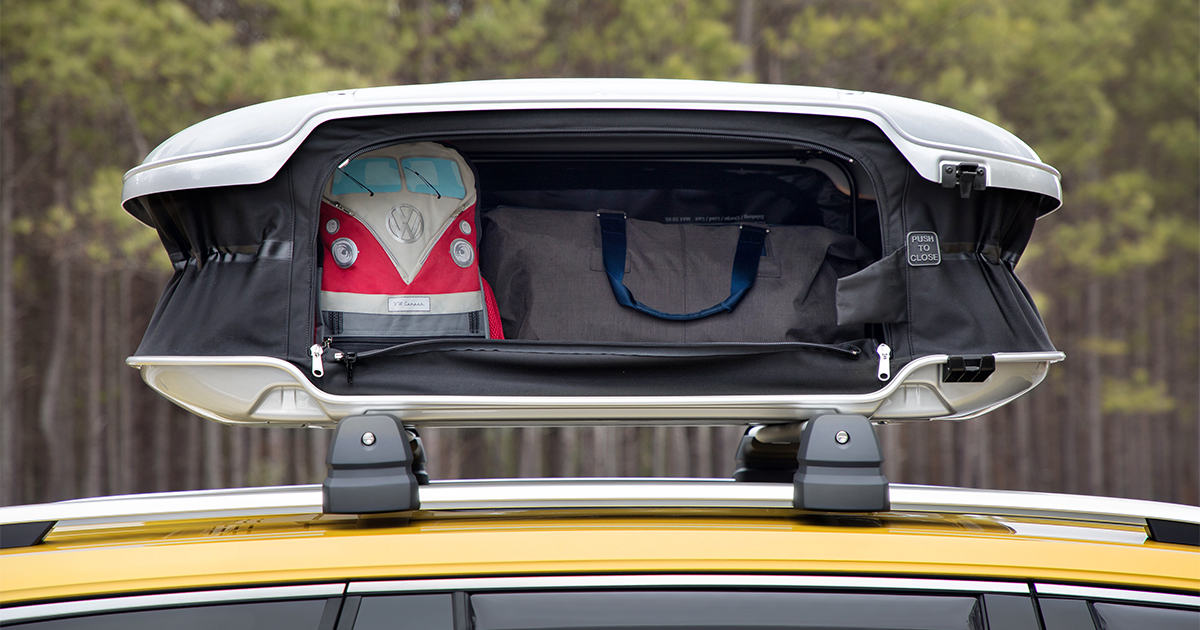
xmin=127 ymin=109 xmax=1056 ymax=400
xmin=837 ymin=249 xmax=908 ymax=325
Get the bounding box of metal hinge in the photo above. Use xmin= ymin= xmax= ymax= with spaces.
xmin=941 ymin=162 xmax=987 ymax=199
xmin=942 ymin=355 xmax=996 ymax=383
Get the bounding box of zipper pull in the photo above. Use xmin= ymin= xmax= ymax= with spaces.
xmin=341 ymin=351 xmax=357 ymax=385
xmin=310 ymin=344 xmax=325 ymax=378
xmin=329 ymin=350 xmax=356 ymax=384
xmin=876 ymin=343 xmax=891 ymax=381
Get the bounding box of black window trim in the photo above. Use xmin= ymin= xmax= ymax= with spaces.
xmin=346 ymin=574 xmax=1030 ymax=595
xmin=1033 ymin=583 xmax=1200 ymax=609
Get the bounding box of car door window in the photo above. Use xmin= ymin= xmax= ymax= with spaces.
xmin=470 ymin=591 xmax=985 ymax=630
xmin=1091 ymin=601 xmax=1198 ymax=630
xmin=348 ymin=594 xmax=455 ymax=630
xmin=982 ymin=594 xmax=1040 ymax=630
xmin=1037 ymin=598 xmax=1096 ymax=630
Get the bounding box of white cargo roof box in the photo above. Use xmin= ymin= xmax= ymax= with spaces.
xmin=122 ymin=78 xmax=1061 ymax=212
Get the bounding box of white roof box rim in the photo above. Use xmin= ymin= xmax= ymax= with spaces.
xmin=121 ymin=78 xmax=1062 ymax=211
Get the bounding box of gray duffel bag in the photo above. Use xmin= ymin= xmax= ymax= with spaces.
xmin=480 ymin=206 xmax=872 ymax=344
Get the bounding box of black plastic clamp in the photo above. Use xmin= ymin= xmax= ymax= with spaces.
xmin=942 ymin=355 xmax=996 ymax=383
xmin=793 ymin=415 xmax=890 ymax=512
xmin=322 ymin=414 xmax=420 ymax=514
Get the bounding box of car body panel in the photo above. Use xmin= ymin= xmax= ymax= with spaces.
xmin=3 ymin=482 xmax=1197 ymax=605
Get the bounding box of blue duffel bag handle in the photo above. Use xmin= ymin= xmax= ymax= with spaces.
xmin=597 ymin=211 xmax=768 ymax=321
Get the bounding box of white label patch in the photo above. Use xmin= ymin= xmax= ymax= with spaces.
xmin=388 ymin=296 xmax=431 ymax=312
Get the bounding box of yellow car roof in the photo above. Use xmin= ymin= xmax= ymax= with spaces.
xmin=3 ymin=480 xmax=1198 ymax=609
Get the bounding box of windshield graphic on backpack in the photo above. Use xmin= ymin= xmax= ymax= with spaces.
xmin=319 ymin=142 xmax=499 ymax=342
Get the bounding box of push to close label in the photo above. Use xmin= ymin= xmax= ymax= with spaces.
xmin=907 ymin=231 xmax=941 ymax=266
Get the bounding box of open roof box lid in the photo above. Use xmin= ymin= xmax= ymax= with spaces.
xmin=122 ymin=79 xmax=1063 ymax=428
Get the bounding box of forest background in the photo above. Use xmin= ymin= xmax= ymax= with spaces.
xmin=1 ymin=0 xmax=1197 ymax=507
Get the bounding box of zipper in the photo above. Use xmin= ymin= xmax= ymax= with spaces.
xmin=331 ymin=349 xmax=357 ymax=384
xmin=318 ymin=337 xmax=878 ymax=385
xmin=876 ymin=343 xmax=891 ymax=381
xmin=309 ymin=343 xmax=325 ymax=377
xmin=325 ymin=337 xmax=867 ymax=358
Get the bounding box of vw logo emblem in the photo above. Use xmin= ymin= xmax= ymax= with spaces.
xmin=387 ymin=204 xmax=424 ymax=243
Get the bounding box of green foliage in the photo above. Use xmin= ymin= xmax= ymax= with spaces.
xmin=435 ymin=0 xmax=553 ymax=81
xmin=4 ymin=0 xmax=239 ymax=138
xmin=1103 ymin=369 xmax=1176 ymax=414
xmin=74 ymin=168 xmax=170 ymax=272
xmin=542 ymin=0 xmax=745 ymax=79
xmin=1 ymin=0 xmax=359 ymax=276
xmin=1050 ymin=171 xmax=1185 ymax=275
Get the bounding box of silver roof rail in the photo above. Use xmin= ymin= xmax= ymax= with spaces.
xmin=2 ymin=480 xmax=1197 ymax=548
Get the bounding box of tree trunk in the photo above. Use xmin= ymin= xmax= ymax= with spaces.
xmin=1 ymin=75 xmax=20 ymax=506
xmin=267 ymin=427 xmax=287 ymax=485
xmin=185 ymin=413 xmax=202 ymax=489
xmin=84 ymin=269 xmax=105 ymax=497
xmin=1130 ymin=269 xmax=1149 ymax=499
xmin=498 ymin=428 xmax=517 ymax=477
xmin=559 ymin=427 xmax=578 ymax=477
xmin=247 ymin=426 xmax=263 ymax=486
xmin=418 ymin=0 xmax=434 ymax=83
xmin=938 ymin=421 xmax=956 ymax=486
xmin=1062 ymin=277 xmax=1081 ymax=493
xmin=152 ymin=393 xmax=171 ymax=491
xmin=960 ymin=416 xmax=990 ymax=488
xmin=519 ymin=428 xmax=543 ymax=477
xmin=720 ymin=426 xmax=742 ymax=477
xmin=668 ymin=426 xmax=689 ymax=476
xmin=692 ymin=427 xmax=713 ymax=477
xmin=310 ymin=428 xmax=330 ymax=484
xmin=736 ymin=0 xmax=757 ymax=78
xmin=37 ymin=255 xmax=73 ymax=500
xmin=652 ymin=427 xmax=667 ymax=476
xmin=118 ymin=268 xmax=135 ymax=493
xmin=105 ymin=278 xmax=120 ymax=495
xmin=1014 ymin=392 xmax=1032 ymax=490
xmin=880 ymin=423 xmax=902 ymax=483
xmin=1086 ymin=278 xmax=1104 ymax=495
xmin=589 ymin=427 xmax=612 ymax=476
xmin=292 ymin=428 xmax=307 ymax=485
xmin=229 ymin=420 xmax=247 ymax=487
xmin=484 ymin=429 xmax=501 ymax=476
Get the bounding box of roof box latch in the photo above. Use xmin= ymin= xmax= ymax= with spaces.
xmin=941 ymin=162 xmax=986 ymax=199
xmin=942 ymin=355 xmax=996 ymax=383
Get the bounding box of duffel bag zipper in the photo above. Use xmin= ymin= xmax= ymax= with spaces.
xmin=319 ymin=336 xmax=883 ymax=386
xmin=328 ymin=337 xmax=867 ymax=357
